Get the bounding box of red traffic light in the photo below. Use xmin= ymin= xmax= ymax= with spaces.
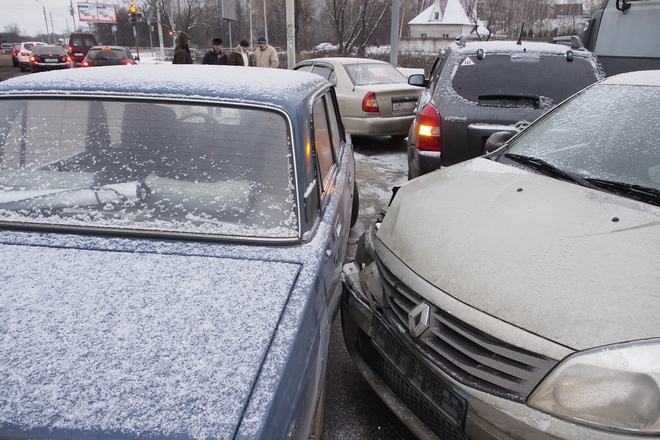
xmin=168 ymin=30 xmax=174 ymax=36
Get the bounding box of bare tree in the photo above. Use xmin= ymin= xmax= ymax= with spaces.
xmin=321 ymin=0 xmax=392 ymax=55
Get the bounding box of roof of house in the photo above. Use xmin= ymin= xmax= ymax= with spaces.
xmin=409 ymin=0 xmax=473 ymax=26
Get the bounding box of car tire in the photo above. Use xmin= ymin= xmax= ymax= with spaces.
xmin=12 ymin=60 xmax=18 ymax=68
xmin=19 ymin=65 xmax=26 ymax=72
xmin=350 ymin=183 xmax=359 ymax=228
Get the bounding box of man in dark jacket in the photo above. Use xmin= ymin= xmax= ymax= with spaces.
xmin=172 ymin=31 xmax=193 ymax=64
xmin=228 ymin=39 xmax=253 ymax=67
xmin=202 ymin=37 xmax=228 ymax=65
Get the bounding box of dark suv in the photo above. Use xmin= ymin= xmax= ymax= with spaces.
xmin=406 ymin=36 xmax=605 ymax=179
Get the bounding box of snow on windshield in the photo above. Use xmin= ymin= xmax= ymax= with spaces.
xmin=0 ymin=98 xmax=298 ymax=238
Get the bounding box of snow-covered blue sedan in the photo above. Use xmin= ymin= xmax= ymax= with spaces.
xmin=0 ymin=64 xmax=358 ymax=439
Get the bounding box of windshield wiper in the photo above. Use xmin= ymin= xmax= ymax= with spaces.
xmin=504 ymin=153 xmax=600 ymax=190
xmin=585 ymin=179 xmax=660 ymax=207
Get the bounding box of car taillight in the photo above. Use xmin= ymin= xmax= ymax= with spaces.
xmin=417 ymin=105 xmax=442 ymax=151
xmin=30 ymin=56 xmax=37 ymax=62
xmin=362 ymin=91 xmax=379 ymax=113
xmin=82 ymin=60 xmax=89 ymax=67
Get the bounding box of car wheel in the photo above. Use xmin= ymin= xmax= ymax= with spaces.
xmin=19 ymin=65 xmax=26 ymax=72
xmin=12 ymin=60 xmax=18 ymax=68
xmin=350 ymin=183 xmax=359 ymax=228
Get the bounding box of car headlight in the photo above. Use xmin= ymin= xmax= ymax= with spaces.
xmin=528 ymin=339 xmax=660 ymax=434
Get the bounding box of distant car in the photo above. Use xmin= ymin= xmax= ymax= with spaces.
xmin=29 ymin=45 xmax=72 ymax=73
xmin=16 ymin=41 xmax=46 ymax=71
xmin=11 ymin=43 xmax=20 ymax=67
xmin=0 ymin=65 xmax=357 ymax=438
xmin=1 ymin=43 xmax=12 ymax=54
xmin=293 ymin=57 xmax=423 ymax=139
xmin=82 ymin=45 xmax=137 ymax=67
xmin=406 ymin=36 xmax=605 ymax=178
xmin=314 ymin=42 xmax=338 ymax=52
xmin=64 ymin=32 xmax=98 ymax=64
xmin=342 ymin=70 xmax=660 ymax=440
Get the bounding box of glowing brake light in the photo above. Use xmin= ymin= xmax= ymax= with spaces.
xmin=417 ymin=105 xmax=442 ymax=151
xmin=362 ymin=91 xmax=379 ymax=113
xmin=82 ymin=61 xmax=89 ymax=67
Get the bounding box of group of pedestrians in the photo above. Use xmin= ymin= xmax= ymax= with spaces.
xmin=172 ymin=32 xmax=278 ymax=68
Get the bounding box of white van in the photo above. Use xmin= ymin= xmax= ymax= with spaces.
xmin=582 ymin=0 xmax=660 ymax=75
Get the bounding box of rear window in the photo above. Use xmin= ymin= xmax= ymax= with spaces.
xmin=451 ymin=53 xmax=600 ymax=106
xmin=344 ymin=62 xmax=408 ymax=86
xmin=0 ymin=99 xmax=297 ymax=239
xmin=87 ymin=48 xmax=129 ymax=60
xmin=33 ymin=46 xmax=66 ymax=55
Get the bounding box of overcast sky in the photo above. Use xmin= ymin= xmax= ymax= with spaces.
xmin=1 ymin=0 xmax=88 ymax=38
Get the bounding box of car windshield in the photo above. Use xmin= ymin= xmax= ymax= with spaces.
xmin=452 ymin=53 xmax=599 ymax=105
xmin=344 ymin=62 xmax=408 ymax=86
xmin=504 ymin=83 xmax=660 ymax=193
xmin=0 ymin=99 xmax=298 ymax=239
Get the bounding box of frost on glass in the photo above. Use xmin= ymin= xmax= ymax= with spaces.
xmin=0 ymin=99 xmax=298 ymax=238
xmin=506 ymin=85 xmax=660 ymax=191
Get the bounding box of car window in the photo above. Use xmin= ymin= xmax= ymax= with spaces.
xmin=311 ymin=65 xmax=334 ymax=82
xmin=33 ymin=46 xmax=66 ymax=55
xmin=24 ymin=43 xmax=33 ymax=50
xmin=505 ymin=84 xmax=660 ymax=191
xmin=84 ymin=37 xmax=96 ymax=46
xmin=312 ymin=95 xmax=337 ymax=191
xmin=427 ymin=51 xmax=448 ymax=94
xmin=295 ymin=64 xmax=313 ymax=73
xmin=0 ymin=99 xmax=298 ymax=238
xmin=451 ymin=53 xmax=599 ymax=105
xmin=72 ymin=38 xmax=82 ymax=46
xmin=344 ymin=63 xmax=408 ymax=86
xmin=88 ymin=48 xmax=128 ymax=60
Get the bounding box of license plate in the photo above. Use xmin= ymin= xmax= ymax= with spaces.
xmin=75 ymin=53 xmax=83 ymax=56
xmin=392 ymin=101 xmax=416 ymax=112
xmin=45 ymin=59 xmax=57 ymax=63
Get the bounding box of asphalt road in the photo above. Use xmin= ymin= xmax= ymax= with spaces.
xmin=0 ymin=55 xmax=417 ymax=438
xmin=322 ymin=135 xmax=416 ymax=440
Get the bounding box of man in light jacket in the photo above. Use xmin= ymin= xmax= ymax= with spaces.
xmin=253 ymin=36 xmax=278 ymax=68
xmin=228 ymin=39 xmax=254 ymax=66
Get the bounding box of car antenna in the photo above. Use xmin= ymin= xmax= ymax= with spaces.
xmin=517 ymin=23 xmax=525 ymax=45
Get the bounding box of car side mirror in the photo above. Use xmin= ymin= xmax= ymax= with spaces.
xmin=408 ymin=74 xmax=428 ymax=88
xmin=485 ymin=131 xmax=515 ymax=153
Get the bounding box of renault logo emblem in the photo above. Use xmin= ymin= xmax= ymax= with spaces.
xmin=408 ymin=303 xmax=430 ymax=338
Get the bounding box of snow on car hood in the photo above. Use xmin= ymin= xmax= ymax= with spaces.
xmin=0 ymin=242 xmax=300 ymax=438
xmin=377 ymin=158 xmax=660 ymax=351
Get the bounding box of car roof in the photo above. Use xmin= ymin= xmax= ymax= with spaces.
xmin=299 ymin=57 xmax=392 ymax=66
xmin=452 ymin=39 xmax=597 ymax=57
xmin=600 ymin=69 xmax=660 ymax=86
xmin=0 ymin=64 xmax=330 ymax=109
xmin=89 ymin=45 xmax=127 ymax=50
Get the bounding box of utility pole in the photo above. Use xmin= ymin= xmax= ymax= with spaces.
xmin=70 ymin=0 xmax=77 ymax=31
xmin=263 ymin=0 xmax=268 ymax=42
xmin=40 ymin=5 xmax=51 ymax=43
xmin=286 ymin=0 xmax=294 ymax=67
xmin=390 ymin=0 xmax=400 ymax=66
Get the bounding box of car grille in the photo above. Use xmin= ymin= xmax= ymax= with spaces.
xmin=357 ymin=321 xmax=471 ymax=440
xmin=377 ymin=257 xmax=558 ymax=402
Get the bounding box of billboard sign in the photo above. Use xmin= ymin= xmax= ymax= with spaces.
xmin=78 ymin=3 xmax=117 ymax=23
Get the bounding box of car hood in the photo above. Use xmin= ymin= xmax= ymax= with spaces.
xmin=0 ymin=242 xmax=301 ymax=438
xmin=377 ymin=158 xmax=660 ymax=351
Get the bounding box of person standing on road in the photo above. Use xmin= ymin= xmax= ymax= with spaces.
xmin=202 ymin=37 xmax=228 ymax=65
xmin=253 ymin=36 xmax=278 ymax=69
xmin=228 ymin=39 xmax=254 ymax=67
xmin=173 ymin=31 xmax=193 ymax=64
